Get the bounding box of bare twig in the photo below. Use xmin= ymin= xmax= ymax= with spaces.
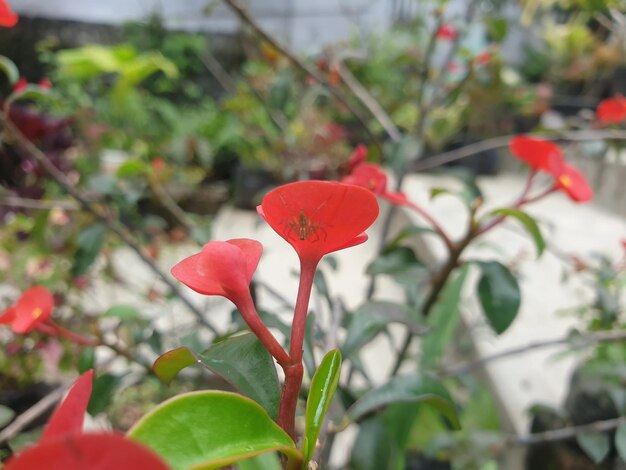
xmin=0 ymin=110 xmax=219 ymax=335
xmin=0 ymin=195 xmax=80 ymax=211
xmin=511 ymin=416 xmax=626 ymax=446
xmin=337 ymin=63 xmax=401 ymax=141
xmin=221 ymin=0 xmax=380 ymax=143
xmin=412 ymin=129 xmax=626 ymax=172
xmin=441 ymin=329 xmax=626 ymax=377
xmin=0 ymin=382 xmax=70 ymax=445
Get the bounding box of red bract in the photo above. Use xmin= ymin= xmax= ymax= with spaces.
xmin=171 ymin=238 xmax=262 ymax=302
xmin=475 ymin=51 xmax=491 ymax=65
xmin=341 ymin=163 xmax=408 ymax=206
xmin=5 ymin=433 xmax=171 ymax=470
xmin=38 ymin=77 xmax=53 ymax=90
xmin=436 ymin=24 xmax=457 ymax=40
xmin=509 ymin=135 xmax=563 ymax=172
xmin=41 ymin=370 xmax=94 ymax=442
xmin=347 ymin=144 xmax=368 ymax=171
xmin=0 ymin=0 xmax=17 ymax=27
xmin=13 ymin=77 xmax=27 ymax=93
xmin=0 ymin=286 xmax=54 ymax=334
xmin=551 ymin=161 xmax=593 ymax=203
xmin=597 ymin=95 xmax=626 ymax=124
xmin=258 ymin=181 xmax=379 ymax=263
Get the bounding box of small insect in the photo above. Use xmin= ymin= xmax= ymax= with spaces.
xmin=279 ymin=194 xmax=330 ymax=243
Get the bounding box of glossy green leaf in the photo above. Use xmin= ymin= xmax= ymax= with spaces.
xmin=342 ymin=302 xmax=424 ymax=357
xmin=421 ymin=264 xmax=469 ymax=367
xmin=303 ymin=350 xmax=342 ymax=463
xmin=0 ymin=56 xmax=19 ymax=84
xmin=72 ymin=224 xmax=105 ymax=277
xmin=347 ymin=375 xmax=460 ymax=430
xmin=128 ymin=391 xmax=301 ymax=470
xmin=476 ymin=261 xmax=521 ymax=335
xmin=367 ymin=246 xmax=422 ymax=276
xmin=0 ymin=404 xmax=15 ymax=428
xmin=576 ymin=431 xmax=610 ymax=464
xmin=153 ymin=347 xmax=198 ymax=385
xmin=198 ymin=333 xmax=280 ymax=420
xmin=87 ymin=373 xmax=123 ymax=415
xmin=490 ymin=208 xmax=545 ymax=257
xmin=103 ymin=305 xmax=141 ymax=320
xmin=236 ymin=452 xmax=282 ymax=470
xmin=615 ymin=422 xmax=626 ymax=462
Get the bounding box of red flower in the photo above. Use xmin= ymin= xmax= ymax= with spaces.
xmin=550 ymin=161 xmax=593 ymax=203
xmin=447 ymin=62 xmax=462 ymax=73
xmin=171 ymin=239 xmax=262 ymax=303
xmin=0 ymin=286 xmax=54 ymax=334
xmin=475 ymin=51 xmax=491 ymax=65
xmin=509 ymin=135 xmax=563 ymax=172
xmin=5 ymin=370 xmax=170 ymax=470
xmin=342 ymin=163 xmax=408 ymax=206
xmin=38 ymin=77 xmax=52 ymax=90
xmin=258 ymin=181 xmax=379 ymax=264
xmin=0 ymin=0 xmax=17 ymax=28
xmin=13 ymin=77 xmax=27 ymax=93
xmin=436 ymin=24 xmax=457 ymax=40
xmin=597 ymin=95 xmax=626 ymax=124
xmin=347 ymin=144 xmax=368 ymax=171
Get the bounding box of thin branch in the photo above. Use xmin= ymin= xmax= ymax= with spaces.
xmin=221 ymin=0 xmax=380 ymax=144
xmin=441 ymin=329 xmax=626 ymax=377
xmin=511 ymin=416 xmax=626 ymax=446
xmin=0 ymin=110 xmax=219 ymax=335
xmin=0 ymin=195 xmax=80 ymax=211
xmin=337 ymin=63 xmax=401 ymax=141
xmin=0 ymin=382 xmax=70 ymax=445
xmin=412 ymin=129 xmax=626 ymax=173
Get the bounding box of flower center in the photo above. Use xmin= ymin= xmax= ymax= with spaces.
xmin=32 ymin=307 xmax=43 ymax=319
xmin=559 ymin=175 xmax=572 ymax=188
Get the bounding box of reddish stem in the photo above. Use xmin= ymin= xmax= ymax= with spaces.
xmin=236 ymin=292 xmax=291 ymax=367
xmin=277 ymin=259 xmax=318 ymax=440
xmin=38 ymin=320 xmax=99 ymax=346
xmin=405 ymin=200 xmax=454 ymax=251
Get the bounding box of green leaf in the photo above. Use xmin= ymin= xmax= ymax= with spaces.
xmin=198 ymin=333 xmax=281 ymax=420
xmin=342 ymin=302 xmax=424 ymax=357
xmin=128 ymin=391 xmax=301 ymax=469
xmin=347 ymin=375 xmax=460 ymax=430
xmin=486 ymin=17 xmax=508 ymax=42
xmin=350 ymin=416 xmax=397 ymax=470
xmin=576 ymin=431 xmax=610 ymax=464
xmin=72 ymin=224 xmax=106 ymax=277
xmin=616 ymin=423 xmax=626 ymax=463
xmin=303 ymin=349 xmax=342 ymax=464
xmin=77 ymin=348 xmax=96 ymax=374
xmin=490 ymin=208 xmax=545 ymax=257
xmin=367 ymin=246 xmax=422 ymax=276
xmin=430 ymin=187 xmax=450 ymax=199
xmin=445 ymin=168 xmax=483 ymax=207
xmin=103 ymin=305 xmax=141 ymax=320
xmin=0 ymin=55 xmax=18 ymax=84
xmin=421 ymin=264 xmax=469 ymax=367
xmin=386 ymin=225 xmax=437 ymax=250
xmin=116 ymin=160 xmax=150 ymax=178
xmin=236 ymin=452 xmax=282 ymax=470
xmin=0 ymin=404 xmax=15 ymax=428
xmin=153 ymin=347 xmax=198 ymax=385
xmin=88 ymin=373 xmax=123 ymax=415
xmin=476 ymin=261 xmax=521 ymax=335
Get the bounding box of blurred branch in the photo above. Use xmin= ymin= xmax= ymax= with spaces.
xmin=337 ymin=63 xmax=401 ymax=141
xmin=0 ymin=195 xmax=79 ymax=211
xmin=0 ymin=110 xmax=219 ymax=335
xmin=221 ymin=0 xmax=381 ymax=144
xmin=441 ymin=329 xmax=626 ymax=377
xmin=511 ymin=416 xmax=626 ymax=446
xmin=200 ymin=52 xmax=288 ymax=132
xmin=412 ymin=129 xmax=626 ymax=173
xmin=0 ymin=381 xmax=70 ymax=445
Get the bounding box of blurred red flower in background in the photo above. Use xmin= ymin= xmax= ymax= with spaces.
xmin=597 ymin=95 xmax=626 ymax=124
xmin=0 ymin=0 xmax=17 ymax=27
xmin=0 ymin=285 xmax=54 ymax=334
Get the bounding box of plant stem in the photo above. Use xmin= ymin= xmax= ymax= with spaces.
xmin=277 ymin=260 xmax=317 ymax=440
xmin=405 ymin=201 xmax=454 ymax=251
xmin=236 ymin=292 xmax=291 ymax=367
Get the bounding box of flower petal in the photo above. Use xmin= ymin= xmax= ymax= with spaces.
xmin=226 ymin=239 xmax=263 ymax=284
xmin=509 ymin=136 xmax=563 ymax=172
xmin=260 ymin=181 xmax=379 ymax=262
xmin=12 ymin=286 xmax=54 ymax=334
xmin=171 ymin=253 xmax=226 ymax=297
